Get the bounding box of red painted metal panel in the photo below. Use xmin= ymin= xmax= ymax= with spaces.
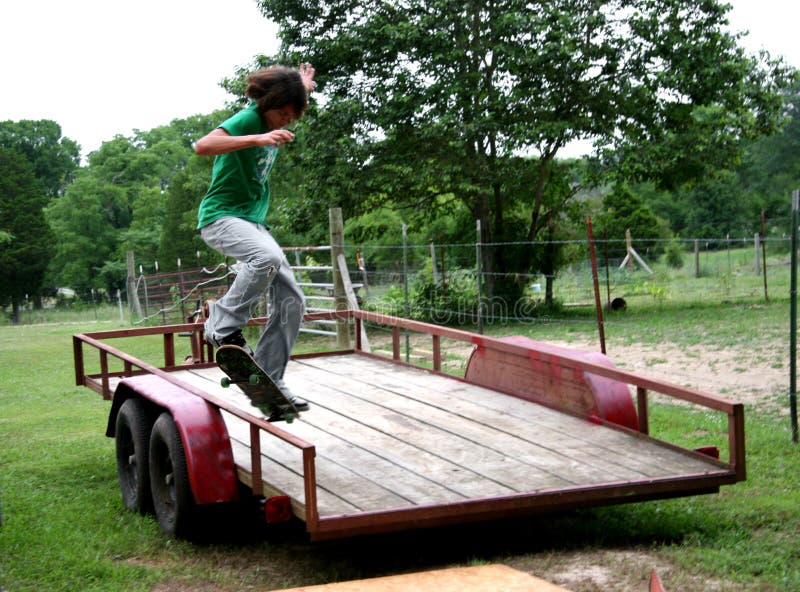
xmin=111 ymin=375 xmax=239 ymax=505
xmin=465 ymin=335 xmax=638 ymax=430
xmin=650 ymin=569 xmax=667 ymax=592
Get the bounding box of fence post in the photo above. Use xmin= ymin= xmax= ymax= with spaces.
xmin=761 ymin=211 xmax=769 ymax=302
xmin=754 ymin=232 xmax=761 ymax=275
xmin=142 ymin=269 xmax=149 ymax=320
xmin=440 ymin=238 xmax=447 ymax=299
xmin=402 ymin=223 xmax=410 ymax=361
xmin=476 ymin=219 xmax=483 ymax=334
xmin=790 ymin=190 xmax=799 ymax=444
xmin=329 ymin=207 xmax=350 ymax=349
xmin=126 ymin=251 xmax=142 ymax=320
xmin=356 ymin=250 xmax=370 ymax=297
xmin=177 ymin=258 xmax=187 ymax=321
xmin=586 ymin=217 xmax=606 ymax=354
xmin=727 ymin=234 xmax=731 ymax=273
xmin=625 ymin=229 xmax=634 ymax=273
xmin=603 ymin=226 xmax=611 ymax=307
xmin=694 ymin=240 xmax=700 ymax=278
xmin=430 ymin=242 xmax=439 ymax=285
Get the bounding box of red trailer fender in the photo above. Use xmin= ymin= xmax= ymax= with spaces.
xmin=107 ymin=374 xmax=239 ymax=505
xmin=465 ymin=335 xmax=639 ymax=430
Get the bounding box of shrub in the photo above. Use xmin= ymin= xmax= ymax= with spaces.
xmin=664 ymin=240 xmax=685 ymax=268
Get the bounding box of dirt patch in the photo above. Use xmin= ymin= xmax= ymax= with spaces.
xmin=516 ymin=549 xmax=760 ymax=591
xmin=545 ymin=338 xmax=788 ymax=413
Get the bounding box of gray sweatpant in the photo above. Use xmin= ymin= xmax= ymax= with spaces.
xmin=200 ymin=217 xmax=305 ymax=381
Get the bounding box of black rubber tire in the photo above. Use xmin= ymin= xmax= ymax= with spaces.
xmin=115 ymin=398 xmax=153 ymax=514
xmin=149 ymin=412 xmax=195 ymax=538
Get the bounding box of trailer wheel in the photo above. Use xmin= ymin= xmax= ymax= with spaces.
xmin=149 ymin=412 xmax=194 ymax=538
xmin=115 ymin=398 xmax=153 ymax=514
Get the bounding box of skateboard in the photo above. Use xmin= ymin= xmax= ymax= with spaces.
xmin=215 ymin=345 xmax=299 ymax=423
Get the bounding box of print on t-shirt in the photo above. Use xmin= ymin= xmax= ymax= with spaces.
xmin=255 ymin=145 xmax=278 ymax=185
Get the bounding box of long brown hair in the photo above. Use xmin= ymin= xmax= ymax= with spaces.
xmin=245 ymin=66 xmax=308 ymax=117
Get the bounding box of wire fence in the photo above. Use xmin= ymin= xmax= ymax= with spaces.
xmin=348 ymin=234 xmax=789 ymax=323
xmin=128 ymin=233 xmax=791 ymax=328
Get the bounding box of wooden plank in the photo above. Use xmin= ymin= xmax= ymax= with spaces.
xmin=288 ymin=360 xmax=644 ymax=485
xmin=283 ymin=418 xmax=471 ymax=505
xmin=180 ymin=369 xmax=378 ymax=516
xmin=286 ymin=368 xmax=581 ymax=491
xmin=290 ymin=404 xmax=520 ymax=498
xmin=172 ymin=352 xmax=723 ymax=520
xmin=224 ymin=415 xmax=414 ymax=514
xmin=180 ymin=367 xmax=522 ymax=500
xmin=179 ymin=368 xmax=475 ymax=511
xmin=340 ymin=355 xmax=721 ymax=476
xmin=227 ymin=437 xmax=355 ymax=518
xmin=293 ymin=355 xmax=720 ymax=478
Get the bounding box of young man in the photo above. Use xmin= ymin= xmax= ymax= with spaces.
xmin=195 ymin=64 xmax=316 ymax=410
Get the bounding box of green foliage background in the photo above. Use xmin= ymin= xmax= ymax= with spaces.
xmin=0 ymin=1 xmax=798 ymax=317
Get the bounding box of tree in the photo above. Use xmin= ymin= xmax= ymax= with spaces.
xmin=257 ymin=0 xmax=790 ymax=306
xmin=679 ymin=171 xmax=753 ymax=238
xmin=45 ymin=171 xmax=124 ymax=297
xmin=156 ymin=110 xmax=242 ymax=271
xmin=157 ymin=155 xmax=215 ymax=268
xmin=0 ymin=148 xmax=54 ymax=322
xmin=0 ymin=119 xmax=80 ymax=198
xmin=598 ymin=183 xmax=667 ymax=259
xmin=738 ymin=78 xmax=800 ymax=226
xmin=46 ymin=114 xmax=223 ymax=295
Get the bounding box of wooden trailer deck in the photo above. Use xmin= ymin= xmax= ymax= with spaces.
xmin=73 ymin=310 xmax=745 ymax=541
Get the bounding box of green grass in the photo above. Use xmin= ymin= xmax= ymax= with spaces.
xmin=2 ymin=303 xmax=800 ymax=591
xmin=482 ymin=297 xmax=789 ymax=351
xmin=550 ymin=244 xmax=790 ymax=308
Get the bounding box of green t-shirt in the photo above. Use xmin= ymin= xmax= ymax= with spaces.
xmin=196 ymin=103 xmax=279 ymax=229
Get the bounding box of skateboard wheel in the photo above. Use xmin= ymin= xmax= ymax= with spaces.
xmin=221 ymin=377 xmax=231 ymax=388
xmin=248 ymin=374 xmax=260 ymax=385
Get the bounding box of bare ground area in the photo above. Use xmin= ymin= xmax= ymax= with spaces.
xmin=551 ymin=337 xmax=788 ymax=413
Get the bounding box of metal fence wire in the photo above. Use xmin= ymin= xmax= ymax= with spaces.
xmin=129 ymin=234 xmax=790 ymax=327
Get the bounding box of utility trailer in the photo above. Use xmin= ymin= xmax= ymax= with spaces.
xmin=73 ymin=310 xmax=745 ymax=541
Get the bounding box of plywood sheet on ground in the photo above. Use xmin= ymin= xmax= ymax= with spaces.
xmin=267 ymin=564 xmax=572 ymax=592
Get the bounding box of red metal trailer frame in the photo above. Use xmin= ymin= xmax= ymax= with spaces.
xmin=73 ymin=310 xmax=745 ymax=541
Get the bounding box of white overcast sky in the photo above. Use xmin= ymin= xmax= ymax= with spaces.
xmin=1 ymin=0 xmax=798 ymax=160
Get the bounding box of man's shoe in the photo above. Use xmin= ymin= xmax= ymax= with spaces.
xmin=274 ymin=378 xmax=309 ymax=411
xmin=288 ymin=395 xmax=309 ymax=412
xmin=209 ymin=329 xmax=254 ymax=357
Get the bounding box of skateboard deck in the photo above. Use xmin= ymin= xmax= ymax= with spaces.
xmin=215 ymin=345 xmax=299 ymax=423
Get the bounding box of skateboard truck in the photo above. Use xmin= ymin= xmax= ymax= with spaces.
xmin=220 ymin=374 xmax=260 ymax=388
xmin=220 ymin=375 xmax=298 ymax=423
